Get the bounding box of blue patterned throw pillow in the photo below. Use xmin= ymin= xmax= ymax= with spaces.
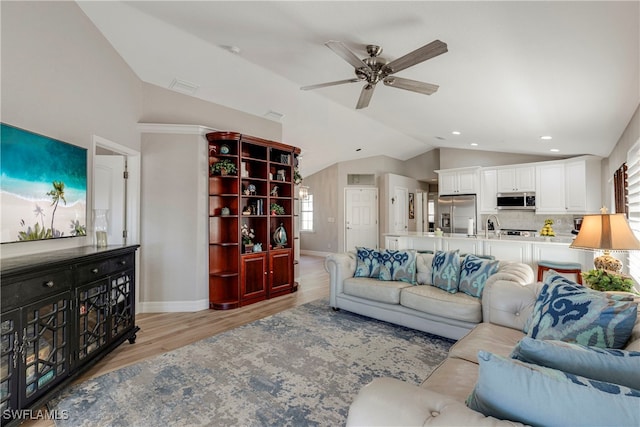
xmin=431 ymin=250 xmax=461 ymax=293
xmin=526 ymin=272 xmax=637 ymax=348
xmin=378 ymin=250 xmax=416 ymax=284
xmin=511 ymin=337 xmax=640 ymax=390
xmin=467 ymin=351 xmax=640 ymax=427
xmin=458 ymin=254 xmax=499 ymax=298
xmin=354 ymin=247 xmax=381 ymax=278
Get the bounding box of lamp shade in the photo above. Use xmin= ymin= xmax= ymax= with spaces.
xmin=569 ymin=213 xmax=640 ymax=252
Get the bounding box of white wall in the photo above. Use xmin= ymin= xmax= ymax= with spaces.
xmin=0 ymin=1 xmax=143 ymax=258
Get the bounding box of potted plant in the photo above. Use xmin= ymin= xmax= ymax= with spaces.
xmin=241 ymin=223 xmax=255 ymax=253
xmin=211 ymin=159 xmax=237 ymax=176
xmin=293 ymin=167 xmax=303 ymax=185
xmin=270 ymin=202 xmax=285 ymax=215
xmin=582 ymin=269 xmax=637 ymax=293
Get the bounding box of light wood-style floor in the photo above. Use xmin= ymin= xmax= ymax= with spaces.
xmin=25 ymin=255 xmax=329 ymax=427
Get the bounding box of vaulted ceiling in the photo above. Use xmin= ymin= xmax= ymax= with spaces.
xmin=77 ymin=1 xmax=639 ymax=176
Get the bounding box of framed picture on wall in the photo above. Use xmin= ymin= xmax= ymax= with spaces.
xmin=409 ymin=193 xmax=415 ymax=219
xmin=1 ymin=123 xmax=87 ymax=243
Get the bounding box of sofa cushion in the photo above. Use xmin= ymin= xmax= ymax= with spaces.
xmin=377 ymin=249 xmax=417 ymax=284
xmin=467 ymin=351 xmax=640 ymax=427
xmin=354 ymin=247 xmax=382 ymax=278
xmin=431 ymin=250 xmax=461 ymax=293
xmin=458 ymin=254 xmax=499 ymax=298
xmin=511 ymin=337 xmax=640 ymax=390
xmin=448 ymin=322 xmax=524 ymax=364
xmin=421 ymin=357 xmax=479 ymax=402
xmin=526 ymin=272 xmax=638 ymax=348
xmin=401 ymin=285 xmax=482 ymax=323
xmin=343 ymin=277 xmax=411 ymax=304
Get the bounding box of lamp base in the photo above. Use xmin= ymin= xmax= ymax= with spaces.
xmin=593 ymin=252 xmax=622 ymax=274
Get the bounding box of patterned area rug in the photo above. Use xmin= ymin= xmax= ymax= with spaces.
xmin=50 ymin=299 xmax=454 ymax=426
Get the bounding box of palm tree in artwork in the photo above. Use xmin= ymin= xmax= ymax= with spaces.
xmin=47 ymin=181 xmax=66 ymax=234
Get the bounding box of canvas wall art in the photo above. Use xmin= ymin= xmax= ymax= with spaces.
xmin=1 ymin=123 xmax=87 ymax=243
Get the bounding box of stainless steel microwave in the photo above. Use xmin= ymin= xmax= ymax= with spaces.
xmin=496 ymin=192 xmax=536 ymax=210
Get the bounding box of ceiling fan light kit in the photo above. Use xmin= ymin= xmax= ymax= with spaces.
xmin=301 ymin=39 xmax=448 ymax=109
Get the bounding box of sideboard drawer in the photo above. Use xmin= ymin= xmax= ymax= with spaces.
xmin=76 ymin=259 xmax=113 ymax=283
xmin=2 ymin=268 xmax=73 ymax=310
xmin=109 ymin=252 xmax=135 ymax=273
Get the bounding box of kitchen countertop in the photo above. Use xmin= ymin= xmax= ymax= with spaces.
xmin=385 ymin=232 xmax=576 ymax=245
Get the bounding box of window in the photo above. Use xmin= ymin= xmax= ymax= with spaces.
xmin=627 ymin=141 xmax=640 ymax=286
xmin=300 ymin=194 xmax=313 ymax=232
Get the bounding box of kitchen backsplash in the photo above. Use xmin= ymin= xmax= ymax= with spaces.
xmin=480 ymin=212 xmax=579 ymax=236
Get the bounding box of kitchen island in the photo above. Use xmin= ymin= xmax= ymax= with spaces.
xmin=384 ymin=232 xmax=594 ymax=273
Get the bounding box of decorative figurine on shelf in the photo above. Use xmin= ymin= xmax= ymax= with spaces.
xmin=276 ymin=169 xmax=286 ymax=181
xmin=243 ymin=206 xmax=252 ymax=215
xmin=273 ymin=223 xmax=287 ymax=248
xmin=208 ymin=145 xmax=217 ymax=156
xmin=248 ymin=184 xmax=257 ymax=195
xmin=244 ymin=188 xmax=250 ymax=195
xmin=540 ymin=219 xmax=555 ymax=241
xmin=270 ymin=185 xmax=279 ymax=197
xmin=253 ymin=243 xmax=262 ymax=252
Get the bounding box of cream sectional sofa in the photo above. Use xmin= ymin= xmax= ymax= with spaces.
xmin=346 ymin=278 xmax=640 ymax=426
xmin=325 ymin=251 xmax=534 ymax=340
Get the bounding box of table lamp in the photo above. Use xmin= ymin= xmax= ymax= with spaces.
xmin=569 ymin=210 xmax=640 ymax=273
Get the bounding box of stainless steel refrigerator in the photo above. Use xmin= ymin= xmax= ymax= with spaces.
xmin=437 ymin=194 xmax=477 ymax=235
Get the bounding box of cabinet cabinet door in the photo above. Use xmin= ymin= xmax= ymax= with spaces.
xmin=438 ymin=172 xmax=458 ymax=195
xmin=480 ymin=169 xmax=498 ymax=213
xmin=109 ymin=270 xmax=135 ymax=341
xmin=20 ymin=292 xmax=70 ymax=407
xmin=269 ymin=249 xmax=293 ymax=295
xmin=241 ymin=253 xmax=267 ymax=301
xmin=497 ymin=167 xmax=535 ymax=192
xmin=457 ymin=170 xmax=477 ymax=193
xmin=76 ymin=280 xmax=109 ymax=365
xmin=535 ymin=163 xmax=566 ymax=213
xmin=496 ymin=169 xmax=516 ymax=193
xmin=0 ymin=309 xmax=20 ymax=414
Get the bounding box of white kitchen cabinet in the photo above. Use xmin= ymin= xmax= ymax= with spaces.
xmin=536 ymin=157 xmax=602 ymax=214
xmin=437 ymin=168 xmax=479 ymax=195
xmin=480 ymin=169 xmax=498 ymax=213
xmin=564 ymin=157 xmax=602 ymax=214
xmin=535 ymin=162 xmax=566 ymax=213
xmin=497 ymin=166 xmax=535 ymax=193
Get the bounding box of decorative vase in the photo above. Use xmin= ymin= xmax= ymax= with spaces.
xmin=244 ymin=243 xmax=254 ymax=253
xmin=273 ymin=223 xmax=287 ymax=248
xmin=221 ymin=207 xmax=230 ymax=216
xmin=94 ymin=209 xmax=108 ymax=248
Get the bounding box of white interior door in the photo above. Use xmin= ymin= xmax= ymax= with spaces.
xmin=345 ymin=188 xmax=378 ymax=251
xmin=94 ymin=155 xmax=126 ymax=245
xmin=393 ymin=187 xmax=408 ymax=233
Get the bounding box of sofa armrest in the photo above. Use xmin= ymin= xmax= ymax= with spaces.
xmin=347 ymin=378 xmax=524 ymax=427
xmin=325 ymin=252 xmax=356 ymax=308
xmin=482 ymin=280 xmax=543 ymax=330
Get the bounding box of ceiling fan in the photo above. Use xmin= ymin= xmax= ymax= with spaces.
xmin=301 ymin=40 xmax=448 ymax=109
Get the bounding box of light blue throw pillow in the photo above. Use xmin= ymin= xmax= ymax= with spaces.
xmin=458 ymin=254 xmax=499 ymax=298
xmin=378 ymin=250 xmax=416 ymax=284
xmin=354 ymin=247 xmax=381 ymax=278
xmin=511 ymin=337 xmax=640 ymax=390
xmin=526 ymin=272 xmax=637 ymax=348
xmin=431 ymin=250 xmax=460 ymax=293
xmin=467 ymin=351 xmax=640 ymax=427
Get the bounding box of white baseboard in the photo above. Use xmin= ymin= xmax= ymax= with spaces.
xmin=301 ymin=250 xmax=333 ymax=258
xmin=139 ymin=299 xmax=209 ymax=313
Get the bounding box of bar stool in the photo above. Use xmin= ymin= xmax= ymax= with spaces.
xmin=537 ymin=260 xmax=583 ymax=284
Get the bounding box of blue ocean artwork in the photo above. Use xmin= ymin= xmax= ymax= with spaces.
xmin=1 ymin=123 xmax=87 ymax=243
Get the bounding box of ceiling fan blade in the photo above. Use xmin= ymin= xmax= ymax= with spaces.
xmin=382 ymin=40 xmax=448 ymax=75
xmin=325 ymin=40 xmax=370 ymax=71
xmin=356 ymin=84 xmax=376 ymax=109
xmin=301 ymin=78 xmax=361 ymax=91
xmin=383 ymin=76 xmax=439 ymax=95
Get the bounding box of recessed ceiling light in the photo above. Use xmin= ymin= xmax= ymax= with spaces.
xmin=452 ymin=131 xmax=461 ymax=135
xmin=550 ymin=148 xmax=560 ymax=152
xmin=540 ymin=135 xmax=553 ymax=140
xmin=470 ymin=143 xmax=478 ymax=146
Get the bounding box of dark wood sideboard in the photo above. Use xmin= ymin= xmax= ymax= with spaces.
xmin=0 ymin=245 xmax=140 ymax=426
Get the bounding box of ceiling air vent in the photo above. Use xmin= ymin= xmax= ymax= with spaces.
xmin=169 ymin=78 xmax=199 ymax=95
